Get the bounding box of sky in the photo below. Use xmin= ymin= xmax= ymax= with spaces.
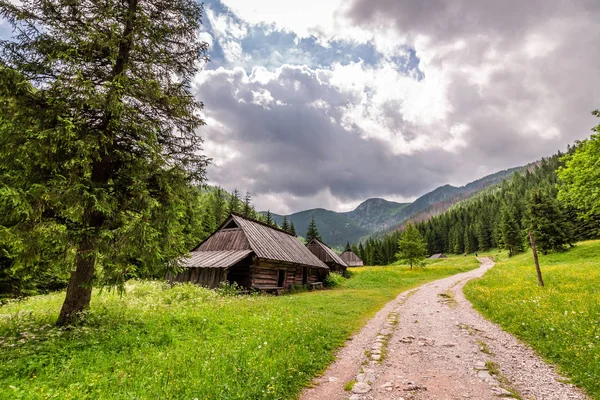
xmin=3 ymin=1 xmax=599 ymax=214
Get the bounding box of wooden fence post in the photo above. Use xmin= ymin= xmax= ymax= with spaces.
xmin=528 ymin=231 xmax=544 ymax=287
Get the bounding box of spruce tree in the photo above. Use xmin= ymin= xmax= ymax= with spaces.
xmin=0 ymin=0 xmax=209 ymax=325
xmin=265 ymin=210 xmax=274 ymax=226
xmin=228 ymin=188 xmax=241 ymax=215
xmin=281 ymin=216 xmax=290 ymax=233
xmin=525 ymin=189 xmax=573 ymax=254
xmin=500 ymin=206 xmax=523 ymax=256
xmin=289 ymin=221 xmax=297 ymax=236
xmin=358 ymin=242 xmax=366 ymax=262
xmin=242 ymin=191 xmax=252 ymax=218
xmin=395 ymin=223 xmax=428 ymax=269
xmin=305 ymin=215 xmax=322 ymax=242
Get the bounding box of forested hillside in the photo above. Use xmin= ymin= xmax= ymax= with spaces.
xmin=265 ymin=167 xmax=523 ymax=247
xmin=357 ymin=124 xmax=600 ymax=265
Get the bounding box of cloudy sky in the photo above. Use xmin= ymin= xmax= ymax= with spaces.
xmin=5 ymin=1 xmax=598 ymax=214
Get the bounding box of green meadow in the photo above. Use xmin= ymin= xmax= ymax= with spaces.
xmin=465 ymin=240 xmax=600 ymax=399
xmin=0 ymin=257 xmax=477 ymax=400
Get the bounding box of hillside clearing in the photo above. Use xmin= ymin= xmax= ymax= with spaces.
xmin=0 ymin=258 xmax=476 ymax=399
xmin=465 ymin=240 xmax=600 ymax=399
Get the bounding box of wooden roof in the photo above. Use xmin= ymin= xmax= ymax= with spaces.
xmin=197 ymin=228 xmax=250 ymax=251
xmin=429 ymin=253 xmax=447 ymax=259
xmin=231 ymin=215 xmax=327 ymax=269
xmin=306 ymin=238 xmax=347 ymax=267
xmin=184 ymin=250 xmax=253 ymax=269
xmin=340 ymin=250 xmax=364 ymax=266
xmin=186 ymin=214 xmax=328 ymax=269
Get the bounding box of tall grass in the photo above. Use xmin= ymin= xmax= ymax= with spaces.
xmin=0 ymin=257 xmax=477 ymax=399
xmin=464 ymin=240 xmax=600 ymax=399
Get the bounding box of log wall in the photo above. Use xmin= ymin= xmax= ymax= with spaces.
xmin=169 ymin=267 xmax=228 ymax=289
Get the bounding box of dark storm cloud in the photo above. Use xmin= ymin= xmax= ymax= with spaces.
xmin=345 ymin=0 xmax=600 ymax=175
xmin=195 ymin=65 xmax=462 ymax=211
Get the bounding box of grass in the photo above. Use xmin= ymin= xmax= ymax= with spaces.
xmin=464 ymin=240 xmax=600 ymax=399
xmin=0 ymin=256 xmax=479 ymax=400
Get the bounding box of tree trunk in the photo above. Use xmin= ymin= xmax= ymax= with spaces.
xmin=57 ymin=241 xmax=96 ymax=326
xmin=528 ymin=231 xmax=544 ymax=287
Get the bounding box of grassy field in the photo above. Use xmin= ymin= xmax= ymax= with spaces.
xmin=464 ymin=240 xmax=600 ymax=399
xmin=0 ymin=257 xmax=478 ymax=400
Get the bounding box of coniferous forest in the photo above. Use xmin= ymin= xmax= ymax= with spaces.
xmin=356 ymin=130 xmax=600 ymax=266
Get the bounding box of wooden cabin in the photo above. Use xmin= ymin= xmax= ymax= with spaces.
xmin=169 ymin=214 xmax=329 ymax=291
xmin=429 ymin=253 xmax=448 ymax=259
xmin=340 ymin=249 xmax=364 ymax=267
xmin=306 ymin=238 xmax=348 ymax=274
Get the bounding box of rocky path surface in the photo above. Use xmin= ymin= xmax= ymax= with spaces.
xmin=301 ymin=258 xmax=588 ymax=400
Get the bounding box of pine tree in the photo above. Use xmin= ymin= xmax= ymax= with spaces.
xmin=500 ymin=206 xmax=523 ymax=256
xmin=228 ymin=188 xmax=241 ymax=215
xmin=242 ymin=191 xmax=252 ymax=218
xmin=345 ymin=242 xmax=352 ymax=252
xmin=305 ymin=215 xmax=322 ymax=242
xmin=265 ymin=210 xmax=274 ymax=226
xmin=395 ymin=223 xmax=427 ymax=269
xmin=289 ymin=221 xmax=297 ymax=236
xmin=358 ymin=242 xmax=366 ymax=262
xmin=525 ymin=189 xmax=573 ymax=254
xmin=281 ymin=216 xmax=290 ymax=233
xmin=0 ymin=0 xmax=209 ymax=325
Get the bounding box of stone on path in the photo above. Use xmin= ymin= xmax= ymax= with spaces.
xmin=352 ymin=381 xmax=371 ymax=394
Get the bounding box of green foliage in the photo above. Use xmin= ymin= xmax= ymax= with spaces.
xmin=465 ymin=240 xmax=600 ymax=398
xmin=558 ymin=114 xmax=600 ymax=236
xmin=305 ymin=215 xmax=322 ymax=242
xmin=500 ymin=205 xmax=524 ymax=256
xmin=281 ymin=216 xmax=290 ymax=233
xmin=395 ymin=223 xmax=427 ymax=269
xmin=0 ymin=261 xmax=477 ymax=399
xmin=323 ymin=272 xmax=345 ymax=287
xmin=0 ymin=0 xmax=214 ymax=322
xmin=228 ymin=188 xmax=241 ymax=215
xmin=525 ymin=188 xmax=573 ymax=254
xmin=289 ymin=221 xmax=297 ymax=236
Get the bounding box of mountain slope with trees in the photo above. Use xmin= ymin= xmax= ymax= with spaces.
xmin=266 ymin=166 xmax=525 ymax=247
xmin=358 ymin=116 xmax=600 ymax=265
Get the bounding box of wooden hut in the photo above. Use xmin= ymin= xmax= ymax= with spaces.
xmin=306 ymin=238 xmax=348 ymax=274
xmin=340 ymin=249 xmax=364 ymax=267
xmin=169 ymin=214 xmax=329 ymax=291
xmin=429 ymin=253 xmax=448 ymax=259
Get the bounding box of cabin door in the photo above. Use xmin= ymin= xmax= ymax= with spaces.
xmin=302 ymin=267 xmax=309 ymax=285
xmin=277 ymin=270 xmax=286 ymax=288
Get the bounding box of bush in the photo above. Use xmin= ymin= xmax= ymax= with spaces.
xmin=324 ymin=272 xmax=345 ymax=287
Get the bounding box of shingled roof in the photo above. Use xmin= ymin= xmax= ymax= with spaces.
xmin=306 ymin=238 xmax=347 ymax=267
xmin=185 ymin=214 xmax=328 ymax=269
xmin=340 ymin=250 xmax=364 ymax=266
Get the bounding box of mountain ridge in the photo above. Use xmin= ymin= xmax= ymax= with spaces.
xmin=263 ymin=165 xmax=527 ymax=247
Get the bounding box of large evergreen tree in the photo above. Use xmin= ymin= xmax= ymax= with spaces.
xmin=395 ymin=223 xmax=427 ymax=269
xmin=500 ymin=206 xmax=523 ymax=256
xmin=0 ymin=0 xmax=209 ymax=325
xmin=289 ymin=221 xmax=297 ymax=236
xmin=305 ymin=215 xmax=322 ymax=242
xmin=525 ymin=188 xmax=573 ymax=253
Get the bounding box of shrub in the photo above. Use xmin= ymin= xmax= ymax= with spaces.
xmin=324 ymin=272 xmax=345 ymax=287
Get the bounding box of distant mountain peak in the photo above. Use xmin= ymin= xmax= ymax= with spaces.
xmin=262 ymin=164 xmax=525 ymax=246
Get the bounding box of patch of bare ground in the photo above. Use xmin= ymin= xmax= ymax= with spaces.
xmin=300 ymin=258 xmax=589 ymax=400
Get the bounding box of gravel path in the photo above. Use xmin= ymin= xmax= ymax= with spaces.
xmin=301 ymin=258 xmax=589 ymax=400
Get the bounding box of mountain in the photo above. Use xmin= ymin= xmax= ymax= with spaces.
xmin=263 ymin=165 xmax=526 ymax=247
xmin=269 ymin=208 xmax=371 ymax=248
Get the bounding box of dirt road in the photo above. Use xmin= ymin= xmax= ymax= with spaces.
xmin=301 ymin=258 xmax=588 ymax=400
